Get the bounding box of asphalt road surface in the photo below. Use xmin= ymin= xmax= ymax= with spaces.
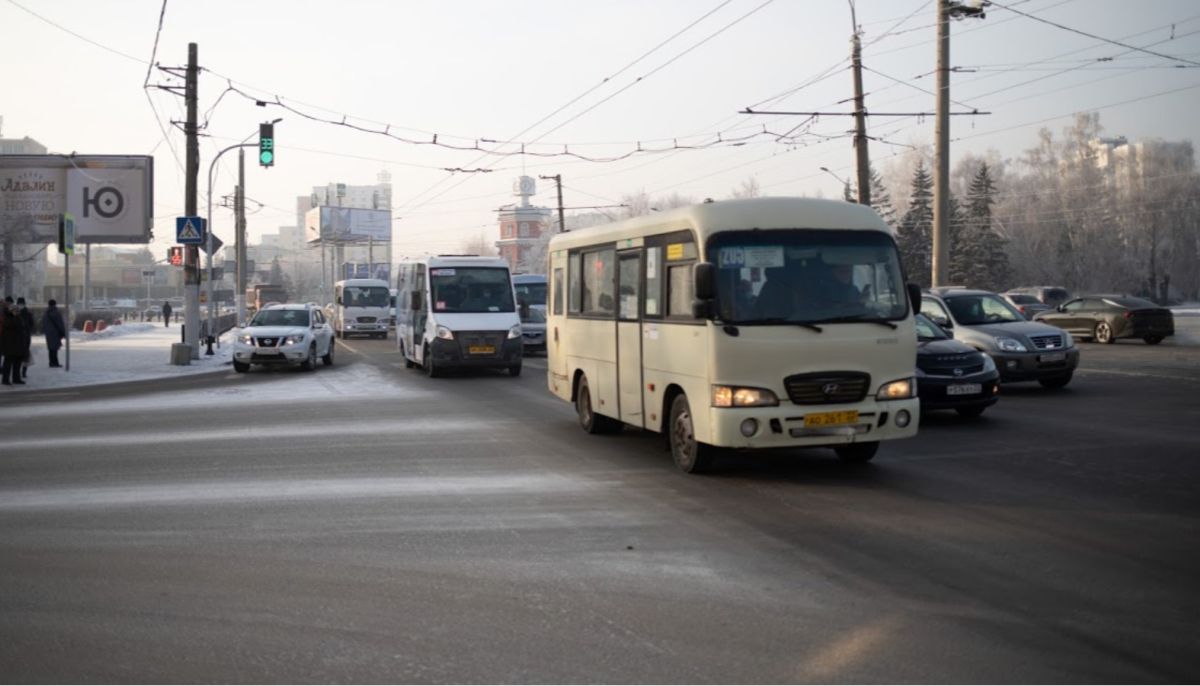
xmin=2 ymin=334 xmax=1198 ymax=683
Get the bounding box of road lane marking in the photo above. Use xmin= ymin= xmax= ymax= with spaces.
xmin=1075 ymin=367 xmax=1200 ymax=382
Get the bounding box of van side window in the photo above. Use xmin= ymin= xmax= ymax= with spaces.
xmin=568 ymin=253 xmax=582 ymax=314
xmin=582 ymin=248 xmax=616 ymax=317
xmin=553 ymin=268 xmax=564 ymax=316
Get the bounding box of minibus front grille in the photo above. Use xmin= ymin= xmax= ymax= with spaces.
xmin=783 ymin=372 xmax=870 ymax=405
xmin=458 ymin=331 xmax=506 ymax=357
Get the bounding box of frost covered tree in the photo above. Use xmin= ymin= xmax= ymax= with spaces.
xmin=897 ymin=161 xmax=934 ymax=287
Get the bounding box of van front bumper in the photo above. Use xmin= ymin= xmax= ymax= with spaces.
xmin=706 ymin=398 xmax=920 ymax=449
xmin=430 ymin=336 xmax=522 ymax=368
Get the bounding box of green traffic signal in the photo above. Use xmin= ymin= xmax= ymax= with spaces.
xmin=259 ymin=123 xmax=275 ymax=167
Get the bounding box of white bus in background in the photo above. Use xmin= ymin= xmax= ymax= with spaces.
xmin=333 ymin=278 xmax=391 ymax=339
xmin=395 ymin=255 xmax=524 ymax=377
xmin=546 ymin=197 xmax=922 ymax=473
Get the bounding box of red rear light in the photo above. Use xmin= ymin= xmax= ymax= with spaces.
xmin=1019 ymin=306 xmax=1026 ymax=314
xmin=1124 ymin=311 xmax=1132 ymax=319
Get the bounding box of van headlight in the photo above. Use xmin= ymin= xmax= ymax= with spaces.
xmin=876 ymin=377 xmax=916 ymax=400
xmin=712 ymin=385 xmax=779 ymax=407
xmin=436 ymin=325 xmax=454 ymax=340
xmin=994 ymin=336 xmax=1027 ymax=352
xmin=507 ymin=324 xmax=522 ymax=339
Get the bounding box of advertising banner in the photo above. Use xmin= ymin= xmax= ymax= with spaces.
xmin=306 ymin=206 xmax=391 ymax=243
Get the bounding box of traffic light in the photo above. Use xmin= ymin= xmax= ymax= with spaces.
xmin=168 ymin=246 xmax=183 ymax=266
xmin=259 ymin=122 xmax=275 ymax=167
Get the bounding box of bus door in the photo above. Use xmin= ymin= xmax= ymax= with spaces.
xmin=616 ymin=250 xmax=644 ymax=427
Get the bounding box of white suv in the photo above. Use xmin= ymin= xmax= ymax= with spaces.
xmin=233 ymin=303 xmax=335 ymax=373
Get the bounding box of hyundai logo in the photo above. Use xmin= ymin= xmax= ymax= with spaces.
xmin=822 ymin=382 xmax=840 ymax=395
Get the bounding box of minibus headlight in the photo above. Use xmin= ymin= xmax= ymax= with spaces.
xmin=436 ymin=325 xmax=454 ymax=340
xmin=507 ymin=324 xmax=522 ymax=339
xmin=711 ymin=385 xmax=779 ymax=408
xmin=876 ymin=377 xmax=916 ymax=400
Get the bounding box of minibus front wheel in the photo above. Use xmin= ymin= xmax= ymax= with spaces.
xmin=576 ymin=374 xmax=620 ymax=435
xmin=669 ymin=394 xmax=714 ymax=474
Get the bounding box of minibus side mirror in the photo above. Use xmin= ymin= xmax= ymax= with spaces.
xmin=410 ymin=291 xmax=423 ymax=310
xmin=691 ymin=299 xmax=714 ymax=320
xmin=906 ymin=283 xmax=922 ymax=315
xmin=693 ymin=262 xmax=716 ymax=301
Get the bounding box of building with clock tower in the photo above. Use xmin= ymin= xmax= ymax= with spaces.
xmin=496 ymin=175 xmax=552 ymax=273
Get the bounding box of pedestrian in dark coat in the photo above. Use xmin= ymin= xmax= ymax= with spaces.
xmin=162 ymin=301 xmax=172 ymax=326
xmin=16 ymin=297 xmax=34 ymax=381
xmin=1 ymin=301 xmax=26 ymax=385
xmin=42 ymin=299 xmax=67 ymax=368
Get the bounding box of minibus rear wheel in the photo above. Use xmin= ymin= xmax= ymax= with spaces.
xmin=669 ymin=394 xmax=714 ymax=474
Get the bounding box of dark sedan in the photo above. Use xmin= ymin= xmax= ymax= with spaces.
xmin=915 ymin=314 xmax=1000 ymax=417
xmin=1034 ymin=295 xmax=1174 ymax=345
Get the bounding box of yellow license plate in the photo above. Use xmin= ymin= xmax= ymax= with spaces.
xmin=468 ymin=345 xmax=495 ymax=355
xmin=803 ymin=410 xmax=859 ymax=427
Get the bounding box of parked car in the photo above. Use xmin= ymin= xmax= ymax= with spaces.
xmin=232 ymin=303 xmax=335 ymax=373
xmin=1033 ymin=295 xmax=1175 ymax=345
xmin=920 ymin=288 xmax=1079 ymax=388
xmin=914 ymin=313 xmax=1000 ymax=417
xmin=1001 ymin=292 xmax=1052 ymax=320
xmin=1007 ymin=286 xmax=1071 ymax=308
xmin=519 ymin=305 xmax=546 ymax=354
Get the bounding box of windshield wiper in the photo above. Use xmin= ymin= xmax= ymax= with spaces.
xmin=732 ymin=318 xmax=823 ymax=333
xmin=809 ymin=315 xmax=899 ymax=330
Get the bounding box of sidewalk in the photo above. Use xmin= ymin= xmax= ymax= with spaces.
xmin=7 ymin=322 xmax=232 ymax=392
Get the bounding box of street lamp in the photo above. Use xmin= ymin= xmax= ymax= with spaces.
xmin=205 ymin=118 xmax=283 ymax=337
xmin=819 ymin=167 xmax=854 ymax=200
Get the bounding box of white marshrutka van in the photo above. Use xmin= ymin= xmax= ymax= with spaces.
xmin=333 ymin=278 xmax=391 ymax=339
xmin=546 ymin=197 xmax=922 ymax=472
xmin=396 ymin=256 xmax=524 ymax=377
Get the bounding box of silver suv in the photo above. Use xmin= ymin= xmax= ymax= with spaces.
xmin=920 ymin=288 xmax=1079 ymax=388
xmin=233 ymin=303 xmax=335 ymax=373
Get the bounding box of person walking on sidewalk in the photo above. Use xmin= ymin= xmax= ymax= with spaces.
xmin=1 ymin=298 xmax=26 ymax=385
xmin=16 ymin=297 xmax=35 ymax=382
xmin=162 ymin=301 xmax=172 ymax=327
xmin=42 ymin=299 xmax=67 ymax=368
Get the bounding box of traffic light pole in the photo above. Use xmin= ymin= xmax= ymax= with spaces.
xmin=205 ymin=142 xmax=255 ymax=331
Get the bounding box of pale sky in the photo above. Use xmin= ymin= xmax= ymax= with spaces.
xmin=3 ymin=0 xmax=1198 ymax=259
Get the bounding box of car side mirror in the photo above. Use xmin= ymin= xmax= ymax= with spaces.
xmin=1056 ymin=304 xmax=1066 ymax=312
xmin=906 ymin=283 xmax=922 ymax=314
xmin=693 ymin=262 xmax=716 ymax=301
xmin=410 ymin=291 xmax=423 ymax=310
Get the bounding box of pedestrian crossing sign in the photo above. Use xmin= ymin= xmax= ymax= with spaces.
xmin=175 ymin=216 xmax=206 ymax=245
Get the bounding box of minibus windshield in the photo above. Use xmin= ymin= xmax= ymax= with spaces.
xmin=710 ymin=229 xmax=907 ymax=325
xmin=514 ymin=281 xmax=547 ymax=307
xmin=342 ymin=286 xmax=390 ymax=308
xmin=430 ymin=267 xmax=515 ymax=313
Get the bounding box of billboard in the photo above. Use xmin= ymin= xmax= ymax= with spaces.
xmin=305 ymin=206 xmax=391 ymax=243
xmin=342 ymin=262 xmax=391 ymax=281
xmin=0 ymin=155 xmax=154 ymax=244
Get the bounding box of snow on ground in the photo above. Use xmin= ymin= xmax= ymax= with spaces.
xmin=10 ymin=323 xmax=232 ymax=392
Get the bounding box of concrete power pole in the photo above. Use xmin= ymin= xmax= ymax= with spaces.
xmin=236 ymin=148 xmax=247 ymax=324
xmin=539 ymin=174 xmax=566 ymax=233
xmin=849 ymin=2 xmax=871 ymax=206
xmin=184 ymin=42 xmax=201 ymax=358
xmin=933 ymin=0 xmax=984 ymax=287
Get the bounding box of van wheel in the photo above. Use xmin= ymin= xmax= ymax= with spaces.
xmin=424 ymin=344 xmax=441 ymax=378
xmin=401 ymin=342 xmax=415 ymax=368
xmin=835 ymin=441 xmax=879 ymax=463
xmin=508 ymin=362 xmax=522 ymax=377
xmin=576 ymin=375 xmax=619 ymax=434
xmin=669 ymin=394 xmax=713 ymax=474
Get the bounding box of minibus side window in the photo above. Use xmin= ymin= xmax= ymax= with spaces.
xmin=553 ymin=268 xmax=564 ymax=315
xmin=667 ymin=264 xmax=694 ymax=318
xmin=568 ymin=253 xmax=583 ymax=314
xmin=582 ymin=248 xmax=616 ymax=317
xmin=644 ymin=247 xmax=662 ymax=317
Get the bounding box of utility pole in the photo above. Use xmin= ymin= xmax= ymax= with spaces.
xmin=184 ymin=42 xmax=201 ymax=359
xmin=538 ymin=174 xmax=566 ymax=233
xmin=849 ymin=1 xmax=871 ymax=206
xmin=236 ymin=147 xmax=247 ymax=324
xmin=932 ymin=0 xmax=984 ymax=287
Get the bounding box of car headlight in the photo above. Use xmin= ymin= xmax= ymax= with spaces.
xmin=994 ymin=336 xmax=1028 ymax=352
xmin=981 ymin=354 xmax=997 ymax=373
xmin=711 ymin=385 xmax=779 ymax=407
xmin=283 ymin=334 xmax=307 ymax=346
xmin=436 ymin=325 xmax=454 ymax=340
xmin=507 ymin=324 xmax=522 ymax=340
xmin=1061 ymin=330 xmax=1074 ymax=347
xmin=876 ymin=377 xmax=916 ymax=400
xmin=237 ymin=334 xmax=253 ymax=344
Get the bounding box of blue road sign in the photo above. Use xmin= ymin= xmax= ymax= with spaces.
xmin=176 ymin=216 xmax=206 ymax=245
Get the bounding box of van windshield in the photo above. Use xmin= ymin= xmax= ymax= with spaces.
xmin=342 ymin=286 xmax=390 ymax=308
xmin=430 ymin=267 xmax=515 ymax=313
xmin=710 ymin=229 xmax=908 ymax=324
xmin=514 ymin=281 xmax=547 ymax=307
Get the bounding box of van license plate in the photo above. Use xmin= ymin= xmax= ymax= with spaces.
xmin=946 ymin=383 xmax=982 ymax=396
xmin=803 ymin=410 xmax=859 ymax=427
xmin=468 ymin=345 xmax=495 ymax=355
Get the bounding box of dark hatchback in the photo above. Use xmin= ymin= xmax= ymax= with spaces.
xmin=1034 ymin=295 xmax=1175 ymax=345
xmin=915 ymin=314 xmax=1000 ymax=417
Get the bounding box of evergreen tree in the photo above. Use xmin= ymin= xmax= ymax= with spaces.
xmin=842 ymin=181 xmax=854 ymax=203
xmin=897 ymin=161 xmax=933 ymax=287
xmin=869 ymin=168 xmax=898 ymax=231
xmin=947 ymin=193 xmax=975 ymax=286
xmin=965 ymin=163 xmax=1011 ymax=290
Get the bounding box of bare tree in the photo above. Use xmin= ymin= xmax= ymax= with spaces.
xmin=458 ymin=231 xmax=498 ymax=257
